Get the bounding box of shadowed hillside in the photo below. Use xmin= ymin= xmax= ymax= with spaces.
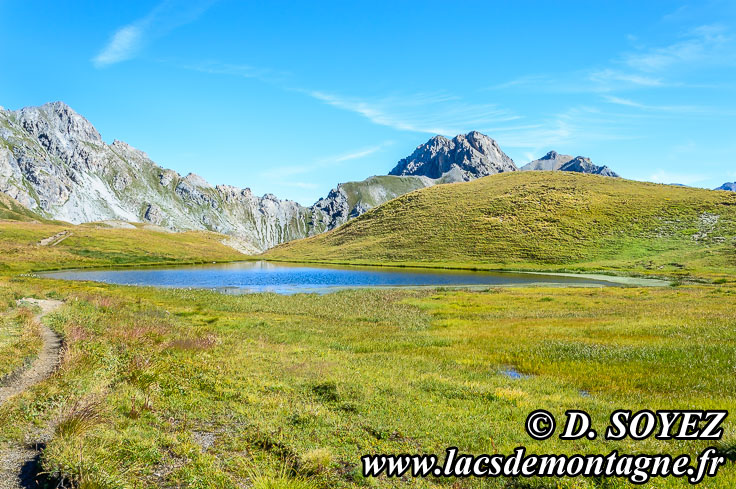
xmin=264 ymin=171 xmax=736 ymax=279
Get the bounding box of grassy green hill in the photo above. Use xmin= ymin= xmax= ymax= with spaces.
xmin=0 ymin=220 xmax=246 ymax=273
xmin=264 ymin=171 xmax=736 ymax=280
xmin=0 ymin=193 xmax=246 ymax=273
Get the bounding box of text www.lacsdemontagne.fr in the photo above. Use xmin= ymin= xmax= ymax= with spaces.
xmin=361 ymin=447 xmax=727 ymax=485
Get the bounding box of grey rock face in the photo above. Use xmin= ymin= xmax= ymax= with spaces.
xmin=519 ymin=151 xmax=574 ymax=171
xmin=521 ymin=151 xmax=619 ymax=177
xmin=312 ymin=187 xmax=351 ymax=230
xmin=559 ymin=156 xmax=619 ymax=177
xmin=716 ymin=182 xmax=736 ymax=191
xmin=389 ymin=131 xmax=517 ymax=180
xmin=0 ymin=102 xmax=327 ymax=252
xmin=312 ymin=174 xmax=438 ymax=229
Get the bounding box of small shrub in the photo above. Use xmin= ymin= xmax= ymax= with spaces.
xmin=299 ymin=447 xmax=333 ymax=475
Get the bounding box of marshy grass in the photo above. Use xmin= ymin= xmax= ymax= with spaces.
xmin=0 ymin=278 xmax=733 ymax=488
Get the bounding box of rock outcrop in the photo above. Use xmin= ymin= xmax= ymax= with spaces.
xmin=559 ymin=156 xmax=619 ymax=177
xmin=520 ymin=151 xmax=574 ymax=171
xmin=521 ymin=151 xmax=619 ymax=177
xmin=389 ymin=131 xmax=517 ymax=180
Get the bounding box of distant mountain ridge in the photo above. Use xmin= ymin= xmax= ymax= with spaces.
xmin=520 ymin=151 xmax=619 ymax=177
xmin=520 ymin=151 xmax=574 ymax=171
xmin=716 ymin=182 xmax=736 ymax=191
xmin=1 ymin=101 xmax=628 ymax=251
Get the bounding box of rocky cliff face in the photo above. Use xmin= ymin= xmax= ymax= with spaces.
xmin=716 ymin=182 xmax=736 ymax=192
xmin=389 ymin=131 xmax=517 ymax=179
xmin=0 ymin=102 xmax=326 ymax=252
xmin=520 ymin=151 xmax=619 ymax=177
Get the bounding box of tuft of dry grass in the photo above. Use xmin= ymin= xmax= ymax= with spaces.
xmin=298 ymin=448 xmax=333 ymax=476
xmin=55 ymin=398 xmax=103 ymax=439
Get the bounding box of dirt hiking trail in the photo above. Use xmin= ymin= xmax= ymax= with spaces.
xmin=0 ymin=298 xmax=64 ymax=489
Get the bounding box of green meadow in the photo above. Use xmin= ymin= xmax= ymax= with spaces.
xmin=1 ymin=172 xmax=735 ymax=488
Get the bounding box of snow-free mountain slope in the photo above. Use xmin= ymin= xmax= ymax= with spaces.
xmin=265 ymin=171 xmax=736 ymax=270
xmin=389 ymin=131 xmax=517 ymax=180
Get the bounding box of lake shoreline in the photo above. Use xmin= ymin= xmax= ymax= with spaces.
xmin=36 ymin=260 xmax=670 ymax=293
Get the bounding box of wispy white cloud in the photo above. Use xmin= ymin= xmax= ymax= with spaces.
xmin=602 ymin=95 xmax=736 ymax=117
xmin=94 ymin=25 xmax=145 ymax=67
xmin=484 ymin=24 xmax=735 ymax=95
xmin=492 ymin=106 xmax=634 ymax=154
xmin=484 ymin=75 xmax=555 ymax=91
xmin=602 ymin=95 xmax=701 ymax=112
xmin=623 ymin=24 xmax=733 ymax=73
xmin=333 ymin=146 xmax=386 ymax=163
xmin=305 ymin=90 xmax=519 ymax=135
xmin=93 ymin=0 xmax=217 ymax=67
xmin=178 ymin=60 xmax=289 ymax=83
xmin=588 ymin=69 xmax=665 ymax=89
xmin=262 ymin=142 xmax=393 ymax=178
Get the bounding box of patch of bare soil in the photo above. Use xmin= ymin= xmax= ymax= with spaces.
xmin=0 ymin=298 xmax=63 ymax=489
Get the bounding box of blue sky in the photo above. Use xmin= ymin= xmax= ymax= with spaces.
xmin=1 ymin=0 xmax=734 ymax=204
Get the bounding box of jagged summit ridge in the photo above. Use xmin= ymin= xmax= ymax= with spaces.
xmin=521 ymin=151 xmax=618 ymax=177
xmin=389 ymin=131 xmax=517 ymax=180
xmin=520 ymin=151 xmax=574 ymax=171
xmin=559 ymin=156 xmax=618 ymax=177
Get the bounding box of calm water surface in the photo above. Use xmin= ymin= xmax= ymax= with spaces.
xmin=41 ymin=261 xmax=621 ymax=294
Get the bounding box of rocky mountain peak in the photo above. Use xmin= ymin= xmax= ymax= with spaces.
xmin=716 ymin=182 xmax=736 ymax=192
xmin=559 ymin=156 xmax=619 ymax=177
xmin=520 ymin=151 xmax=573 ymax=171
xmin=389 ymin=131 xmax=517 ymax=180
xmin=17 ymin=101 xmax=102 ymax=146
